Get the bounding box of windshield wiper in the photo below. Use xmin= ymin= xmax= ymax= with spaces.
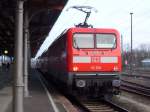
xmin=73 ymin=39 xmax=79 ymax=50
xmin=111 ymin=39 xmax=116 ymax=50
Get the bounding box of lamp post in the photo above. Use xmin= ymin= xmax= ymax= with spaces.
xmin=130 ymin=12 xmax=133 ymax=75
xmin=4 ymin=50 xmax=8 ymax=63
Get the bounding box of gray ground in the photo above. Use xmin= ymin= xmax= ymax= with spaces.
xmin=0 ymin=66 xmax=12 ymax=112
xmin=112 ymin=91 xmax=150 ymax=112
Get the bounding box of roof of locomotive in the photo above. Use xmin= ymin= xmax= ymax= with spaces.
xmin=67 ymin=27 xmax=120 ymax=34
xmin=55 ymin=27 xmax=120 ymax=40
xmin=50 ymin=27 xmax=120 ymax=48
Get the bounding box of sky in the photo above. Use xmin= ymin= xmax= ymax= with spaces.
xmin=35 ymin=0 xmax=150 ymax=59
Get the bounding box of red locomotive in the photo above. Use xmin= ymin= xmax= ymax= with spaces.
xmin=37 ymin=6 xmax=122 ymax=98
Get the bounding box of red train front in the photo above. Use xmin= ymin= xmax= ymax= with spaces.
xmin=67 ymin=28 xmax=121 ymax=72
xmin=38 ymin=27 xmax=122 ymax=98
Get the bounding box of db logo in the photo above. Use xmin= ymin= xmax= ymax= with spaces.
xmin=91 ymin=57 xmax=99 ymax=63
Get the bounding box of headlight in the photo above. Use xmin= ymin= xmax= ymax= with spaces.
xmin=114 ymin=66 xmax=119 ymax=71
xmin=73 ymin=66 xmax=78 ymax=71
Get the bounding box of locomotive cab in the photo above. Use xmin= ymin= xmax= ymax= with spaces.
xmin=67 ymin=28 xmax=121 ymax=96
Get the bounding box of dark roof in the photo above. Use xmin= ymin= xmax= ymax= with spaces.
xmin=0 ymin=0 xmax=67 ymax=57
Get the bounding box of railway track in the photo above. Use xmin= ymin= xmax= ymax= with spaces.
xmin=121 ymin=72 xmax=150 ymax=79
xmin=121 ymin=80 xmax=150 ymax=97
xmin=39 ymin=72 xmax=129 ymax=112
xmin=122 ymin=68 xmax=150 ymax=79
xmin=78 ymin=99 xmax=128 ymax=112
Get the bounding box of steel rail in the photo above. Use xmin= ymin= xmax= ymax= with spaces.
xmin=121 ymin=80 xmax=150 ymax=97
xmin=121 ymin=80 xmax=150 ymax=89
xmin=75 ymin=99 xmax=128 ymax=112
xmin=121 ymin=73 xmax=150 ymax=79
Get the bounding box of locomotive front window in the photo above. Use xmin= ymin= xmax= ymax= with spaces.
xmin=96 ymin=34 xmax=116 ymax=48
xmin=73 ymin=34 xmax=94 ymax=48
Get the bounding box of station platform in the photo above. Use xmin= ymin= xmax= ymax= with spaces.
xmin=0 ymin=64 xmax=66 ymax=112
xmin=0 ymin=65 xmax=12 ymax=112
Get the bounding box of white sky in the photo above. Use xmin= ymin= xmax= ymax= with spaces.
xmin=35 ymin=0 xmax=150 ymax=59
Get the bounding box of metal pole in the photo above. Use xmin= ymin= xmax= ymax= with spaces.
xmin=121 ymin=35 xmax=123 ymax=54
xmin=28 ymin=39 xmax=31 ymax=70
xmin=121 ymin=35 xmax=124 ymax=68
xmin=13 ymin=1 xmax=24 ymax=112
xmin=130 ymin=12 xmax=133 ymax=74
xmin=23 ymin=5 xmax=29 ymax=97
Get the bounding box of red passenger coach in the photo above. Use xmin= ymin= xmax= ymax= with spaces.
xmin=38 ymin=27 xmax=122 ymax=98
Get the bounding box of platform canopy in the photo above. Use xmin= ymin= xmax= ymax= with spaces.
xmin=0 ymin=0 xmax=67 ymax=57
